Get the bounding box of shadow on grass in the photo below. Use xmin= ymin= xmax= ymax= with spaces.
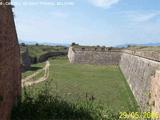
xmin=22 ymin=66 xmax=43 ymax=73
xmin=11 ymin=83 xmax=119 ymax=120
xmin=29 ymin=66 xmax=43 ymax=71
xmin=12 ymin=96 xmax=97 ymax=120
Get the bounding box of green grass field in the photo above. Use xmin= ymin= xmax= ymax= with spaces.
xmin=27 ymin=57 xmax=138 ymax=113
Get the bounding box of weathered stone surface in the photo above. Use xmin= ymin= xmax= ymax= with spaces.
xmin=151 ymin=71 xmax=160 ymax=113
xmin=119 ymin=53 xmax=160 ymax=111
xmin=68 ymin=47 xmax=121 ymax=65
xmin=122 ymin=50 xmax=160 ymax=62
xmin=0 ymin=1 xmax=21 ymax=119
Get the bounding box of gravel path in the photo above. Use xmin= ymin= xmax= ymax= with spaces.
xmin=22 ymin=61 xmax=50 ymax=87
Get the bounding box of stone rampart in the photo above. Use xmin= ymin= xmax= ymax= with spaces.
xmin=122 ymin=50 xmax=160 ymax=62
xmin=68 ymin=47 xmax=121 ymax=65
xmin=0 ymin=2 xmax=21 ymax=120
xmin=119 ymin=52 xmax=160 ymax=111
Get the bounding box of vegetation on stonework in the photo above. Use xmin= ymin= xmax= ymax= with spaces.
xmin=11 ymin=82 xmax=119 ymax=120
xmin=71 ymin=43 xmax=121 ymax=51
xmin=71 ymin=43 xmax=160 ymax=52
xmin=127 ymin=45 xmax=160 ymax=51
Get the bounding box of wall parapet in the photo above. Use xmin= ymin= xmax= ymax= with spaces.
xmin=72 ymin=46 xmax=122 ymax=52
xmin=122 ymin=50 xmax=160 ymax=62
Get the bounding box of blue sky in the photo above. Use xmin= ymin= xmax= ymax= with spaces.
xmin=12 ymin=0 xmax=160 ymax=46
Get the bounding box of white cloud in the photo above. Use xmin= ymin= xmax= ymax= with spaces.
xmin=131 ymin=13 xmax=160 ymax=22
xmin=52 ymin=11 xmax=69 ymax=18
xmin=89 ymin=0 xmax=120 ymax=8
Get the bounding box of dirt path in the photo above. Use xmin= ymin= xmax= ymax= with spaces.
xmin=22 ymin=61 xmax=50 ymax=87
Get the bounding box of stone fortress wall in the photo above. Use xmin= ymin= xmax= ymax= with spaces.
xmin=0 ymin=1 xmax=21 ymax=120
xmin=68 ymin=46 xmax=122 ymax=65
xmin=68 ymin=46 xmax=160 ymax=112
xmin=120 ymin=50 xmax=160 ymax=111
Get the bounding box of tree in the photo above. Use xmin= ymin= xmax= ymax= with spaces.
xmin=21 ymin=43 xmax=26 ymax=46
xmin=35 ymin=43 xmax=39 ymax=46
xmin=71 ymin=42 xmax=76 ymax=46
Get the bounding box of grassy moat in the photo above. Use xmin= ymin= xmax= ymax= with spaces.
xmin=49 ymin=57 xmax=137 ymax=111
xmin=15 ymin=56 xmax=138 ymax=120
